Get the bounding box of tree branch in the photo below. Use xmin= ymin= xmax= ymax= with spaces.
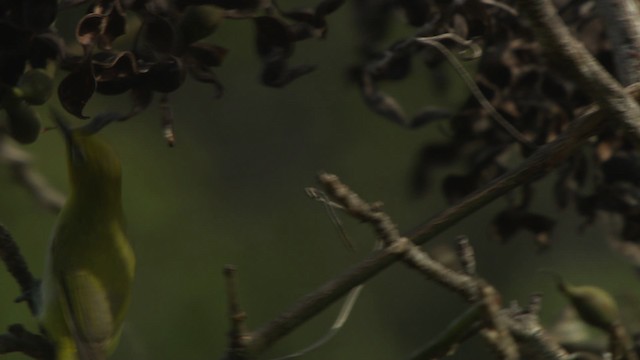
xmin=516 ymin=0 xmax=640 ymax=137
xmin=0 ymin=324 xmax=52 ymax=359
xmin=505 ymin=295 xmax=571 ymax=360
xmin=0 ymin=224 xmax=39 ymax=315
xmin=244 ymin=83 xmax=640 ymax=357
xmin=594 ymin=0 xmax=640 ymax=85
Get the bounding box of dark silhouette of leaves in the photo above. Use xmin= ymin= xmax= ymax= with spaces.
xmin=492 ymin=209 xmax=556 ymax=249
xmin=254 ymin=16 xmax=293 ymax=60
xmin=144 ymin=56 xmax=186 ymax=93
xmin=58 ymin=60 xmax=96 ymax=119
xmin=93 ymin=51 xmax=139 ymax=95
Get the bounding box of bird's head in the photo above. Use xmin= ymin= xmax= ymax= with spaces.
xmin=52 ymin=112 xmax=122 ymax=197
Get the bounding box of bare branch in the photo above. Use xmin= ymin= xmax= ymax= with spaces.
xmin=594 ymin=0 xmax=640 ymax=85
xmin=409 ymin=303 xmax=485 ymax=360
xmin=159 ymin=94 xmax=176 ymax=147
xmin=607 ymin=323 xmax=637 ymax=360
xmin=245 ymin=83 xmax=640 ymax=357
xmin=506 ymin=297 xmax=571 ymax=360
xmin=223 ymin=265 xmax=250 ymax=360
xmin=318 ymin=174 xmax=521 ymax=358
xmin=456 ymin=236 xmax=476 ymax=276
xmin=478 ymin=283 xmax=518 ymax=360
xmin=516 ymin=0 xmax=640 ymax=137
xmin=0 ymin=224 xmax=39 ymax=315
xmin=0 ymin=324 xmax=53 ymax=359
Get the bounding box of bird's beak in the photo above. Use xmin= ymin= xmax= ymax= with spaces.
xmin=51 ymin=110 xmax=84 ymax=164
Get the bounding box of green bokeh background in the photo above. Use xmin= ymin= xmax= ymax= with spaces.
xmin=2 ymin=5 xmax=639 ymax=360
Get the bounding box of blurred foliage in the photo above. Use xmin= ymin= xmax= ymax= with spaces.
xmin=2 ymin=0 xmax=640 ymax=359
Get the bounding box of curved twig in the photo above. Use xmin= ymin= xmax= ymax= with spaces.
xmin=416 ymin=36 xmax=535 ymax=149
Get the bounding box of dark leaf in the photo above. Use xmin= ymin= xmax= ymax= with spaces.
xmin=483 ymin=60 xmax=512 ymax=89
xmin=410 ymin=107 xmax=453 ymax=128
xmin=288 ymin=23 xmax=319 ymax=41
xmin=358 ymin=72 xmax=407 ymax=126
xmin=0 ymin=22 xmax=30 ymax=85
xmin=93 ymin=51 xmax=139 ymax=95
xmin=175 ymin=0 xmax=259 ymax=11
xmin=492 ymin=209 xmax=556 ymax=249
xmin=442 ymin=173 xmax=477 ymax=204
xmin=554 ymin=165 xmax=573 ymax=209
xmin=276 ymin=1 xmax=330 ymax=39
xmin=78 ymin=111 xmax=131 ymax=134
xmin=602 ymin=155 xmax=640 ymax=185
xmin=76 ymin=13 xmax=106 ymax=47
xmin=141 ymin=15 xmax=176 ymax=53
xmin=130 ymin=86 xmax=153 ymax=115
xmin=316 ymin=0 xmax=345 ymax=17
xmin=100 ymin=0 xmax=127 ymax=49
xmin=188 ymin=63 xmax=223 ymax=98
xmin=280 ymin=7 xmax=315 ymax=24
xmin=29 ymin=33 xmax=65 ymax=68
xmin=58 ymin=60 xmax=96 ymax=119
xmin=178 ymin=4 xmax=223 ymax=45
xmin=412 ymin=143 xmax=460 ymax=195
xmin=397 ymin=0 xmax=430 ymax=27
xmin=58 ymin=0 xmax=90 ymax=10
xmin=351 ymin=0 xmax=393 ymax=55
xmin=254 ymin=16 xmax=293 ymax=60
xmin=17 ymin=68 xmax=54 ymax=105
xmin=185 ymin=42 xmax=228 ymax=67
xmin=59 ymin=55 xmax=85 ymax=72
xmin=541 ymin=72 xmax=569 ymax=103
xmin=622 ymin=214 xmax=640 ymax=243
xmin=573 ymin=151 xmax=589 ymax=188
xmin=2 ymin=96 xmax=42 ymax=144
xmin=261 ymin=59 xmax=315 ymax=87
xmin=144 ymin=56 xmax=186 ymax=93
xmin=21 ymin=0 xmax=57 ymax=31
xmin=575 ymin=194 xmax=598 ymax=228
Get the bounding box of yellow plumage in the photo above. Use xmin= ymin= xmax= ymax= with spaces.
xmin=38 ymin=117 xmax=135 ymax=360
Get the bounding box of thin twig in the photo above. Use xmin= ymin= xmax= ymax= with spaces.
xmin=159 ymin=94 xmax=175 ymax=147
xmin=478 ymin=283 xmax=518 ymax=360
xmin=0 ymin=224 xmax=39 ymax=315
xmin=481 ymin=0 xmax=518 ymax=16
xmin=223 ymin=265 xmax=250 ymax=359
xmin=305 ymin=187 xmax=354 ymax=251
xmin=268 ymin=285 xmax=364 ymax=360
xmin=409 ymin=302 xmax=485 ymax=360
xmin=416 ymin=36 xmax=535 ymax=149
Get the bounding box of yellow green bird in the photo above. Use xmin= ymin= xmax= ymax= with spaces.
xmin=38 ymin=114 xmax=135 ymax=360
